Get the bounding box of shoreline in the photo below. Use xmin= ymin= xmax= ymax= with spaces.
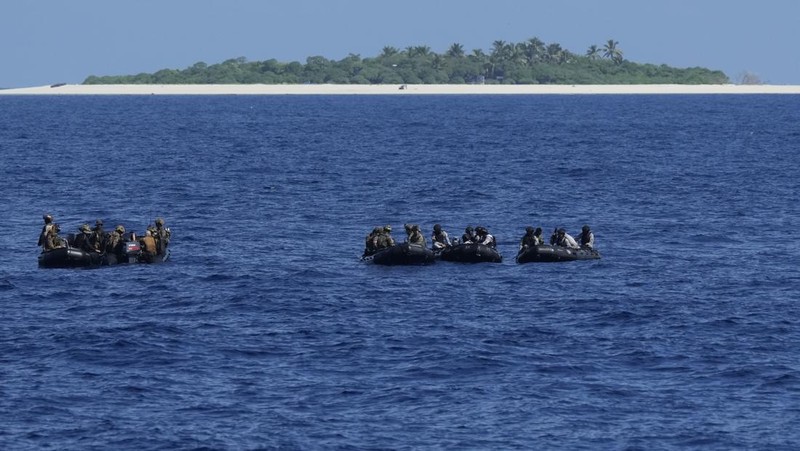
xmin=1 ymin=83 xmax=800 ymax=95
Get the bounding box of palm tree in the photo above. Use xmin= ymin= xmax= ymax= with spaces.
xmin=380 ymin=46 xmax=399 ymax=58
xmin=414 ymin=45 xmax=431 ymax=57
xmin=517 ymin=38 xmax=545 ymax=66
xmin=446 ymin=43 xmax=465 ymax=58
xmin=489 ymin=40 xmax=510 ymax=78
xmin=514 ymin=42 xmax=531 ymax=66
xmin=586 ymin=45 xmax=601 ymax=60
xmin=470 ymin=49 xmax=487 ymax=59
xmin=491 ymin=40 xmax=508 ymax=59
xmin=603 ymin=39 xmax=623 ymax=64
xmin=508 ymin=43 xmax=527 ymax=66
xmin=469 ymin=49 xmax=490 ymax=78
xmin=545 ymin=43 xmax=563 ymax=64
xmin=406 ymin=45 xmax=431 ymax=58
xmin=527 ymin=37 xmax=546 ymax=64
xmin=431 ymin=54 xmax=446 ymax=71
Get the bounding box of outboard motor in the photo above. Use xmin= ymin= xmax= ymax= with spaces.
xmin=123 ymin=240 xmax=142 ymax=263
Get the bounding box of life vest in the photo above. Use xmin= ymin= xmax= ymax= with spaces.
xmin=141 ymin=235 xmax=157 ymax=255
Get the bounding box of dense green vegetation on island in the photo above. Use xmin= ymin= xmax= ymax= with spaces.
xmin=83 ymin=38 xmax=729 ymax=85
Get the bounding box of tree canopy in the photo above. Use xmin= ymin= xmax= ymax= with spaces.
xmin=83 ymin=38 xmax=728 ymax=85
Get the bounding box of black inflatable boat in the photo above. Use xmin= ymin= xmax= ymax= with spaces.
xmin=364 ymin=243 xmax=436 ymax=266
xmin=38 ymin=242 xmax=170 ymax=268
xmin=38 ymin=247 xmax=105 ymax=268
xmin=439 ymin=243 xmax=502 ymax=263
xmin=516 ymin=245 xmax=600 ymax=263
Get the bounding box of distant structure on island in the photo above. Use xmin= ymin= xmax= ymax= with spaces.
xmin=84 ymin=38 xmax=729 ymax=86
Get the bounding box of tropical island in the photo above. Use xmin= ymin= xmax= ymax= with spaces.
xmin=84 ymin=38 xmax=729 ymax=85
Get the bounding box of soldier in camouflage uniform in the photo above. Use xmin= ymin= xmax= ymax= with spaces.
xmin=38 ymin=214 xmax=54 ymax=248
xmin=408 ymin=224 xmax=426 ymax=247
xmin=519 ymin=226 xmax=543 ymax=251
xmin=375 ymin=225 xmax=395 ymax=250
xmin=364 ymin=227 xmax=383 ymax=256
xmin=154 ymin=218 xmax=171 ymax=255
xmin=139 ymin=230 xmax=158 ymax=263
xmin=105 ymin=225 xmax=126 ymax=256
xmin=43 ymin=223 xmax=65 ymax=251
xmin=73 ymin=224 xmax=98 ymax=253
xmin=91 ymin=219 xmax=106 ymax=252
xmin=461 ymin=226 xmax=476 ymax=244
xmin=431 ymin=224 xmax=451 ymax=250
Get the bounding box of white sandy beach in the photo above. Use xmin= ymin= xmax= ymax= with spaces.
xmin=1 ymin=83 xmax=800 ymax=95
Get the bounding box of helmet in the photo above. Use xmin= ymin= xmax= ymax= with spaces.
xmin=53 ymin=223 xmax=61 ymax=232
xmin=384 ymin=225 xmax=392 ymax=232
xmin=525 ymin=226 xmax=534 ymax=233
xmin=558 ymin=228 xmax=566 ymax=234
xmin=115 ymin=225 xmax=125 ymax=233
xmin=535 ymin=227 xmax=542 ymax=234
xmin=411 ymin=224 xmax=420 ymax=232
xmin=433 ymin=224 xmax=442 ymax=233
xmin=372 ymin=227 xmax=382 ymax=234
xmin=95 ymin=219 xmax=103 ymax=226
xmin=582 ymin=224 xmax=590 ymax=232
xmin=465 ymin=226 xmax=473 ymax=232
xmin=43 ymin=214 xmax=53 ymax=223
xmin=80 ymin=224 xmax=91 ymax=233
xmin=155 ymin=218 xmax=164 ymax=226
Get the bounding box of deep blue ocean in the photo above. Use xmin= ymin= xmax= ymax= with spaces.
xmin=1 ymin=93 xmax=799 ymax=449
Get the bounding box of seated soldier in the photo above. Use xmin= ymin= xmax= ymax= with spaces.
xmin=408 ymin=224 xmax=426 ymax=247
xmin=91 ymin=219 xmax=106 ymax=252
xmin=431 ymin=224 xmax=451 ymax=250
xmin=105 ymin=225 xmax=127 ymax=257
xmin=139 ymin=230 xmax=158 ymax=263
xmin=376 ymin=225 xmax=395 ymax=250
xmin=549 ymin=227 xmax=559 ymax=245
xmin=519 ymin=226 xmax=538 ymax=251
xmin=577 ymin=224 xmax=595 ymax=249
xmin=533 ymin=227 xmax=544 ymax=245
xmin=363 ymin=227 xmax=382 ymax=256
xmin=73 ymin=224 xmax=99 ymax=253
xmin=44 ymin=223 xmax=65 ymax=251
xmin=555 ymin=228 xmax=580 ymax=249
xmin=474 ymin=226 xmax=496 ymax=248
xmin=461 ymin=226 xmax=476 ymax=244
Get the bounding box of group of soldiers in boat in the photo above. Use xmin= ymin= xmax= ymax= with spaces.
xmin=519 ymin=225 xmax=595 ymax=251
xmin=363 ymin=223 xmax=594 ymax=257
xmin=38 ymin=214 xmax=171 ymax=262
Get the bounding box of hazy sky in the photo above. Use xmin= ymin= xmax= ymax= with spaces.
xmin=1 ymin=0 xmax=798 ymax=87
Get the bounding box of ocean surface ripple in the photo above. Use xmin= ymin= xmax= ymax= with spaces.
xmin=1 ymin=94 xmax=799 ymax=449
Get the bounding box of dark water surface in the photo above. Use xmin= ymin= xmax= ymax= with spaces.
xmin=1 ymin=94 xmax=799 ymax=449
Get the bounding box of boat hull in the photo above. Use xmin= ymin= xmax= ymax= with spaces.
xmin=516 ymin=245 xmax=600 ymax=263
xmin=369 ymin=243 xmax=435 ymax=266
xmin=439 ymin=243 xmax=502 ymax=263
xmin=38 ymin=245 xmax=171 ymax=268
xmin=38 ymin=247 xmax=104 ymax=268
